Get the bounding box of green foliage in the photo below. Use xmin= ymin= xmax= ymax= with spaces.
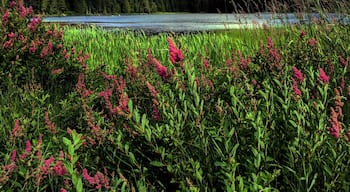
xmin=0 ymin=1 xmax=82 ymax=94
xmin=2 ymin=0 xmax=350 ymax=191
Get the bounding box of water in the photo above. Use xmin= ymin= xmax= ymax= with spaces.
xmin=42 ymin=13 xmax=348 ymax=33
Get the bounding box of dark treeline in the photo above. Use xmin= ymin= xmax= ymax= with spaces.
xmin=19 ymin=0 xmax=348 ymax=15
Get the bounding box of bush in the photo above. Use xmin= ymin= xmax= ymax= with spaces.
xmin=0 ymin=0 xmax=83 ymax=93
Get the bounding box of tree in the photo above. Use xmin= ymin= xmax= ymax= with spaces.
xmin=122 ymin=0 xmax=131 ymax=13
xmin=154 ymin=0 xmax=165 ymax=12
xmin=143 ymin=0 xmax=151 ymax=13
xmin=72 ymin=0 xmax=87 ymax=14
xmin=151 ymin=1 xmax=157 ymax=13
xmin=41 ymin=0 xmax=48 ymax=13
xmin=48 ymin=0 xmax=58 ymax=14
xmin=57 ymin=0 xmax=67 ymax=14
xmin=111 ymin=0 xmax=121 ymax=14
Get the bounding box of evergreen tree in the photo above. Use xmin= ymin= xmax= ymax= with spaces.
xmin=122 ymin=0 xmax=131 ymax=13
xmin=41 ymin=0 xmax=48 ymax=13
xmin=48 ymin=0 xmax=58 ymax=14
xmin=157 ymin=0 xmax=166 ymax=12
xmin=143 ymin=0 xmax=151 ymax=13
xmin=151 ymin=1 xmax=157 ymax=13
xmin=111 ymin=0 xmax=121 ymax=14
xmin=57 ymin=0 xmax=67 ymax=14
xmin=73 ymin=0 xmax=87 ymax=14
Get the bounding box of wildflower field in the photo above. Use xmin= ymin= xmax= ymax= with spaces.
xmin=1 ymin=1 xmax=350 ymax=191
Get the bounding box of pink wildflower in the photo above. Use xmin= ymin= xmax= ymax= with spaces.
xmin=194 ymin=77 xmax=199 ymax=87
xmin=10 ymin=119 xmax=23 ymax=143
xmin=9 ymin=1 xmax=16 ymax=8
xmin=98 ymin=89 xmax=112 ymax=100
xmin=41 ymin=156 xmax=55 ymax=174
xmin=57 ymin=30 xmax=63 ymax=39
xmin=27 ymin=6 xmax=33 ymax=15
xmin=18 ymin=35 xmax=26 ymax=42
xmin=47 ymin=29 xmax=53 ymax=36
xmin=53 ymin=161 xmax=66 ymax=176
xmin=340 ymin=76 xmax=345 ymax=90
xmin=153 ymin=58 xmax=168 ymax=79
xmin=292 ymin=79 xmax=301 ymax=96
xmin=56 ymin=43 xmax=63 ymax=49
xmin=52 ymin=67 xmax=64 ymax=75
xmin=8 ymin=32 xmax=16 ymax=39
xmin=339 ymin=55 xmax=347 ymax=67
xmin=82 ymin=168 xmax=110 ymax=189
xmin=292 ymin=66 xmax=304 ymax=83
xmin=10 ymin=150 xmax=17 ymax=162
xmin=319 ymin=67 xmax=329 ymax=83
xmin=60 ymin=189 xmax=68 ymax=192
xmin=153 ymin=104 xmax=160 ymax=121
xmin=4 ymin=40 xmax=13 ymax=49
xmin=328 ymin=107 xmax=341 ymax=139
xmin=98 ymin=89 xmax=117 ymax=115
xmin=45 ymin=111 xmax=57 ymax=134
xmin=2 ymin=9 xmax=9 ymax=25
xmin=237 ymin=50 xmax=250 ymax=69
xmin=18 ymin=4 xmax=27 ymax=18
xmin=40 ymin=47 xmax=49 ymax=58
xmin=146 ymin=82 xmax=158 ymax=97
xmin=308 ymin=38 xmax=317 ymax=47
xmin=118 ymin=93 xmax=129 ymax=114
xmin=267 ymin=36 xmax=274 ymax=49
xmin=167 ymin=37 xmax=184 ymax=64
xmin=203 ymin=57 xmax=209 ymax=69
xmin=252 ymin=79 xmax=257 ymax=86
xmin=25 ymin=140 xmax=31 ymax=153
xmin=28 ymin=41 xmax=36 ymax=53
xmin=59 ymin=150 xmax=64 ymax=159
xmin=83 ymin=169 xmax=95 ymax=185
xmin=47 ymin=40 xmax=53 ymax=51
xmin=300 ymin=30 xmax=306 ymax=38
xmin=20 ymin=140 xmax=32 ymax=160
xmin=28 ymin=16 xmax=41 ymax=31
xmin=207 ymin=79 xmax=213 ymax=89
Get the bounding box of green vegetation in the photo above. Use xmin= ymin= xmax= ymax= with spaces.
xmin=12 ymin=0 xmax=350 ymax=15
xmin=2 ymin=0 xmax=350 ymax=191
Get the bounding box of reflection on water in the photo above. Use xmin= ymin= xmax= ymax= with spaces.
xmin=43 ymin=13 xmax=348 ymax=33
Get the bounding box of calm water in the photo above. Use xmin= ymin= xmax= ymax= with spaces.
xmin=43 ymin=13 xmax=347 ymax=33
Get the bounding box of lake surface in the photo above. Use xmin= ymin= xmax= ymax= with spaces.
xmin=42 ymin=13 xmax=347 ymax=33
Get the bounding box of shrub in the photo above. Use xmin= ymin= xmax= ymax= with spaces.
xmin=0 ymin=0 xmax=83 ymax=94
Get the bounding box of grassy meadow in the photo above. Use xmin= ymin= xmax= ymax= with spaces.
xmin=2 ymin=1 xmax=350 ymax=191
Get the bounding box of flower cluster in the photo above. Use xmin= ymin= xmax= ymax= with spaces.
xmin=83 ymin=168 xmax=110 ymax=190
xmin=328 ymin=107 xmax=341 ymax=139
xmin=153 ymin=58 xmax=168 ymax=80
xmin=167 ymin=37 xmax=184 ymax=64
xmin=292 ymin=66 xmax=304 ymax=83
xmin=44 ymin=111 xmax=57 ymax=134
xmin=328 ymin=89 xmax=344 ymax=139
xmin=10 ymin=119 xmax=23 ymax=144
xmin=318 ymin=67 xmax=329 ymax=83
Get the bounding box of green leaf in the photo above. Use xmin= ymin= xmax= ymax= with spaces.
xmin=150 ymin=161 xmax=165 ymax=167
xmin=76 ymin=178 xmax=83 ymax=192
xmin=128 ymin=99 xmax=133 ymax=114
xmin=288 ymin=120 xmax=298 ymax=128
xmin=141 ymin=114 xmax=147 ymax=129
xmin=133 ymin=109 xmax=140 ymax=124
xmin=68 ymin=145 xmax=74 ymax=156
xmin=62 ymin=137 xmax=72 ymax=147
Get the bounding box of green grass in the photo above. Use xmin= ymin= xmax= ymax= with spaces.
xmin=62 ymin=27 xmax=273 ymax=72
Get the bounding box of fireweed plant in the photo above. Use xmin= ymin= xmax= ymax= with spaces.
xmin=2 ymin=0 xmax=350 ymax=191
